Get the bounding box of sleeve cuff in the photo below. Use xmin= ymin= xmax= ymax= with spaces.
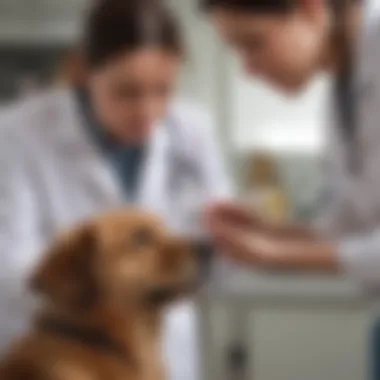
xmin=337 ymin=233 xmax=380 ymax=283
xmin=338 ymin=238 xmax=361 ymax=276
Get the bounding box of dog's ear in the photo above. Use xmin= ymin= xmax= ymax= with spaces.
xmin=30 ymin=223 xmax=99 ymax=309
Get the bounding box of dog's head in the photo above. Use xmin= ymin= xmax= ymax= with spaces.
xmin=30 ymin=210 xmax=212 ymax=311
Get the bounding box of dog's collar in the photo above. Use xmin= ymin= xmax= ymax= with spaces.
xmin=37 ymin=316 xmax=136 ymax=367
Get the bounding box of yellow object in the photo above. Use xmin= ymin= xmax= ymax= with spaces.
xmin=246 ymin=152 xmax=289 ymax=223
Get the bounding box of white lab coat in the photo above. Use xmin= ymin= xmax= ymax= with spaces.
xmin=319 ymin=0 xmax=380 ymax=302
xmin=0 ymin=88 xmax=231 ymax=380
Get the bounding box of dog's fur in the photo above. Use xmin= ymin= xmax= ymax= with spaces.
xmin=0 ymin=210 xmax=201 ymax=380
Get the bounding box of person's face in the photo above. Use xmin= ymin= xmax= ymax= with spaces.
xmin=89 ymin=48 xmax=181 ymax=145
xmin=211 ymin=2 xmax=331 ymax=93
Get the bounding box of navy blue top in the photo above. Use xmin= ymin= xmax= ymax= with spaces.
xmin=75 ymin=88 xmax=146 ymax=201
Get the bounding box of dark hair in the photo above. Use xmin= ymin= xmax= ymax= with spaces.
xmin=83 ymin=0 xmax=184 ymax=68
xmin=201 ymin=0 xmax=363 ymax=12
xmin=200 ymin=0 xmax=296 ymax=13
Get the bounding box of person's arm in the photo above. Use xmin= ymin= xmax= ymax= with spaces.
xmin=193 ymin=108 xmax=233 ymax=199
xmin=263 ymin=237 xmax=340 ymax=272
xmin=207 ymin=216 xmax=340 ymax=273
xmin=258 ymin=230 xmax=380 ymax=281
xmin=252 ymin=218 xmax=319 ymax=241
xmin=207 ymin=200 xmax=380 ymax=280
xmin=334 ymin=231 xmax=380 ymax=283
xmin=170 ymin=104 xmax=234 ymax=236
xmin=0 ymin=124 xmax=41 ymax=347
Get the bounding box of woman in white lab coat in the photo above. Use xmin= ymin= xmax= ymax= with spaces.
xmin=202 ymin=0 xmax=380 ymax=377
xmin=0 ymin=0 xmax=230 ymax=379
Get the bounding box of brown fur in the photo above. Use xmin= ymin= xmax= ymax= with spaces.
xmin=0 ymin=209 xmax=199 ymax=380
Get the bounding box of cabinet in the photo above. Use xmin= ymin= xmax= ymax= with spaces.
xmin=0 ymin=0 xmax=90 ymax=101
xmin=251 ymin=308 xmax=369 ymax=380
xmin=0 ymin=0 xmax=88 ymax=44
xmin=200 ymin=272 xmax=371 ymax=380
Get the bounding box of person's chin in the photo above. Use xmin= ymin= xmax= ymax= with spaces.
xmin=120 ymin=129 xmax=151 ymax=145
xmin=278 ymin=76 xmax=314 ymax=95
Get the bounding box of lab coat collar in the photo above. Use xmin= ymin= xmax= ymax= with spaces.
xmin=51 ymin=89 xmax=171 ymax=211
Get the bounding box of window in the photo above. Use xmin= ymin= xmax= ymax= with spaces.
xmin=228 ymin=56 xmax=330 ymax=155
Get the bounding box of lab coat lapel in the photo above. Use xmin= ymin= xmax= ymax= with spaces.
xmin=75 ymin=147 xmax=124 ymax=208
xmin=52 ymin=91 xmax=171 ymax=212
xmin=57 ymin=91 xmax=124 ymax=208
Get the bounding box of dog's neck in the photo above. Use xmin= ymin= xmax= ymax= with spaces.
xmin=36 ymin=303 xmax=165 ymax=375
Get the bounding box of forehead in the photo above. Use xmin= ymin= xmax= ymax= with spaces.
xmin=94 ymin=48 xmax=180 ymax=80
xmin=212 ymin=9 xmax=292 ymax=38
xmin=93 ymin=211 xmax=164 ymax=242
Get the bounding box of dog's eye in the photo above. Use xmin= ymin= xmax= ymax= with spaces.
xmin=130 ymin=228 xmax=155 ymax=249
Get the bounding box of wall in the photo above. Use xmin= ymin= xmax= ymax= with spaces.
xmin=229 ymin=56 xmax=330 ymax=154
xmin=0 ymin=0 xmax=88 ymax=44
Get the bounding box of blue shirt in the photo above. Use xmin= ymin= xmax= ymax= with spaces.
xmin=75 ymin=89 xmax=146 ymax=202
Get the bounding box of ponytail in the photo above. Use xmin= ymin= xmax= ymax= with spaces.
xmin=200 ymin=0 xmax=295 ymax=13
xmin=332 ymin=0 xmax=362 ymax=173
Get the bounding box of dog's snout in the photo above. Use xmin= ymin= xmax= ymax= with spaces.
xmin=191 ymin=239 xmax=215 ymax=283
xmin=193 ymin=240 xmax=214 ymax=267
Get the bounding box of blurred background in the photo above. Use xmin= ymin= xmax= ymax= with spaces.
xmin=0 ymin=0 xmax=371 ymax=379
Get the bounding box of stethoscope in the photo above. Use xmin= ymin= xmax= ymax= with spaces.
xmin=165 ymin=118 xmax=207 ymax=239
xmin=166 ymin=117 xmax=205 ymax=201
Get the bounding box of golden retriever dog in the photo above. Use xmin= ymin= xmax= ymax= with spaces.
xmin=0 ymin=210 xmax=212 ymax=380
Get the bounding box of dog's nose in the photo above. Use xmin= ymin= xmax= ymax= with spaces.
xmin=192 ymin=239 xmax=215 ymax=279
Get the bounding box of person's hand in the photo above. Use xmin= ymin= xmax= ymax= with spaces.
xmin=205 ymin=201 xmax=317 ymax=241
xmin=204 ymin=201 xmax=281 ymax=267
xmin=204 ymin=201 xmax=263 ymax=230
xmin=204 ymin=201 xmax=340 ymax=272
xmin=209 ymin=223 xmax=283 ymax=267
